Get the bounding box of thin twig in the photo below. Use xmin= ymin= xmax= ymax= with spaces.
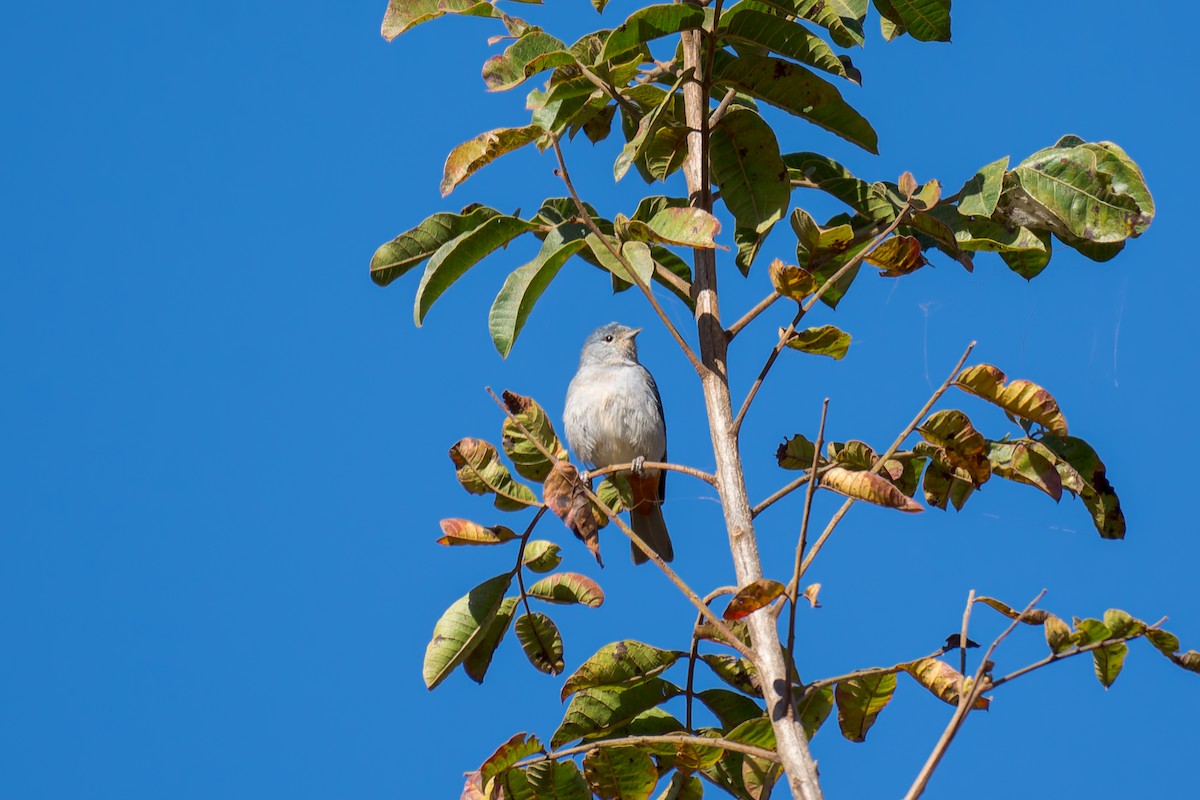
xmin=514 ymin=733 xmax=780 ymax=770
xmin=586 ymin=460 xmax=717 ymax=487
xmin=513 ymin=507 xmax=553 ymax=664
xmin=903 ymin=590 xmax=1046 ymax=800
xmin=730 ymin=210 xmax=912 ymax=436
xmin=751 ymin=465 xmax=836 ymax=519
xmin=485 ymin=388 xmax=755 ymax=661
xmin=726 ymin=291 xmax=782 ymax=342
xmin=730 ymin=306 xmax=804 ymax=435
xmin=785 ymin=399 xmax=830 ymax=677
xmin=990 ymin=616 xmax=1168 ymax=689
xmin=707 ymin=87 xmax=737 ymax=129
xmin=550 ymin=137 xmax=704 ymax=375
xmin=802 ymin=647 xmax=950 ymax=694
xmin=959 ymin=589 xmax=976 ymax=678
xmin=686 ymin=586 xmax=738 ymax=731
xmin=798 ymin=341 xmax=976 ymax=580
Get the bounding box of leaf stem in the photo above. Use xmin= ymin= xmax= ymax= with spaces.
xmin=513 ymin=507 xmax=554 ymax=668
xmin=725 ymin=291 xmax=782 ymax=341
xmin=686 ymin=586 xmax=737 ymax=732
xmin=550 ymin=137 xmax=704 ymax=375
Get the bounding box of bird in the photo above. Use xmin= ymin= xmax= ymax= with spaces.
xmin=563 ymin=322 xmax=672 ymax=564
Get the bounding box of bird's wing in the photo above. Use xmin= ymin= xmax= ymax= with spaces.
xmin=646 ymin=368 xmax=667 ymax=502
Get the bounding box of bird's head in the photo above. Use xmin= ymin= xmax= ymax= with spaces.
xmin=580 ymin=322 xmax=642 ymax=366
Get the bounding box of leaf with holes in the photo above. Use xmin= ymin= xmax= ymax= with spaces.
xmin=515 ymin=612 xmax=565 ymax=675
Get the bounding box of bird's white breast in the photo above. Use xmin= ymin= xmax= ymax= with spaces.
xmin=563 ymin=363 xmax=666 ymax=469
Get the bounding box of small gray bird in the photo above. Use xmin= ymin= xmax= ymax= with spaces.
xmin=563 ymin=323 xmax=672 ymax=564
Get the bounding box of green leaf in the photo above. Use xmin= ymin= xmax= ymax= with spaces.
xmin=720 ymin=8 xmax=859 ymax=83
xmin=645 ymin=124 xmax=689 ymax=180
xmin=1103 ymin=608 xmax=1145 ymax=639
xmin=872 ymin=0 xmax=952 ymax=42
xmin=437 ymin=518 xmax=518 ymax=546
xmin=1011 ymin=142 xmax=1151 ymax=243
xmin=449 ymin=438 xmax=541 ymax=511
xmin=516 ymin=612 xmax=565 ymax=675
xmin=1146 ymin=629 xmax=1181 ymax=659
xmin=645 ymin=207 xmax=721 ymax=248
xmin=482 ymin=30 xmax=574 ymax=92
xmin=657 ymin=772 xmax=704 ymax=800
xmin=490 ymin=224 xmax=587 ymax=358
xmin=441 ymin=125 xmax=543 ymax=196
xmin=1094 ymin=641 xmax=1129 ymax=688
xmin=463 ymin=596 xmax=518 ymax=684
xmin=701 ymin=654 xmax=763 ymax=697
xmin=987 ymin=441 xmax=1063 ymax=501
xmin=583 ymin=747 xmax=658 ymax=800
xmin=601 ymin=4 xmax=707 ymax=62
xmin=370 ymin=205 xmax=501 ymax=287
xmin=479 ymin=733 xmax=546 ymax=789
xmin=792 ymin=0 xmax=866 ymax=47
xmin=1039 ymin=435 xmax=1125 ymax=539
xmin=713 ymin=52 xmax=877 ymax=153
xmin=834 ymin=673 xmax=897 ymax=742
xmin=776 ymin=433 xmax=821 ymax=470
xmin=523 ymin=540 xmax=563 ymax=573
xmin=414 ymin=215 xmax=538 ymax=325
xmin=423 ymin=573 xmax=514 ymax=689
xmin=797 ymin=686 xmax=835 ymax=740
xmin=501 ymin=390 xmax=569 ymax=481
xmin=726 ymin=716 xmax=775 ymax=750
xmin=957 ymin=156 xmax=1009 ymax=217
xmin=1044 ymin=614 xmax=1073 ymax=655
xmin=615 ymin=71 xmax=689 ymax=182
xmin=698 ymin=689 xmax=765 ymax=732
xmin=527 ymin=572 xmax=606 ymax=607
xmin=552 ymin=678 xmax=682 ymax=748
xmin=710 ymin=108 xmax=790 ymax=274
xmin=526 ymin=760 xmax=591 ymax=800
xmin=562 ymin=641 xmax=683 ymax=700
xmin=785 ymin=152 xmax=901 ymax=221
xmin=380 ymin=0 xmax=474 ymax=40
xmin=783 ymin=325 xmax=851 ymax=359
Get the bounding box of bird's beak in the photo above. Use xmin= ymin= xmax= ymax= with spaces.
xmin=627 ymin=327 xmax=643 ymax=339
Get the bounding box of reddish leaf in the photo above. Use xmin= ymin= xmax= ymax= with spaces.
xmin=437 ymin=518 xmax=518 ymax=546
xmin=543 ymin=460 xmax=602 ymax=564
xmin=527 ymin=572 xmax=605 ymax=607
xmin=724 ymin=579 xmax=786 ymax=620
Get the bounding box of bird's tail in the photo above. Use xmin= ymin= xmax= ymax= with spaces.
xmin=630 ymin=503 xmax=673 ymax=564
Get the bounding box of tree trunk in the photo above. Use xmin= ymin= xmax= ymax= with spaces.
xmin=679 ymin=30 xmax=824 ymax=800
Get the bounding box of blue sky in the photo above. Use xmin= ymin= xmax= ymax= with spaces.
xmin=3 ymin=2 xmax=1197 ymax=798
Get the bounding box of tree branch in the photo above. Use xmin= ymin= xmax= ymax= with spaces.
xmin=785 ymin=399 xmax=829 ymax=682
xmin=550 ymin=137 xmax=704 ymax=375
xmin=513 ymin=507 xmax=554 ymax=665
xmin=514 ymin=733 xmax=780 ymax=770
xmin=725 ymin=290 xmax=782 ymax=342
xmin=751 ymin=465 xmax=835 ymax=519
xmin=687 ymin=586 xmax=738 ymax=731
xmin=585 ymin=460 xmax=717 ymax=487
xmin=797 ymin=341 xmax=976 ymax=580
xmin=485 ymin=387 xmax=755 ymax=662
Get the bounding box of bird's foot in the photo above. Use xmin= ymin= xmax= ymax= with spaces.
xmin=631 ymin=456 xmax=646 ymax=477
xmin=579 ymin=469 xmax=591 ymax=483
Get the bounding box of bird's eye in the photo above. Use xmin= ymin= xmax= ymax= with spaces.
xmin=604 ymin=334 xmax=614 ymax=342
